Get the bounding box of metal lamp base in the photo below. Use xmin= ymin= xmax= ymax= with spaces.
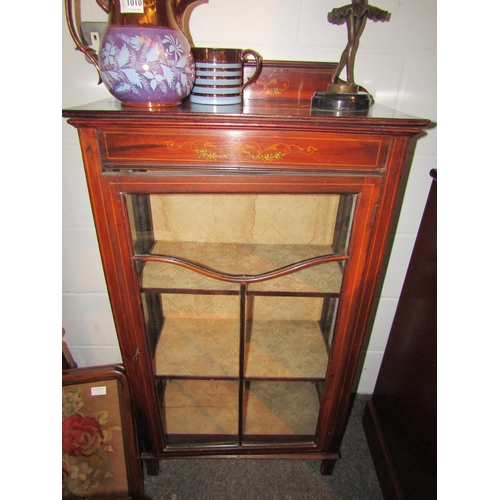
xmin=310 ymin=91 xmax=373 ymax=115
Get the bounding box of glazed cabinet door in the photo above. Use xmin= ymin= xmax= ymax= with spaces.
xmin=103 ymin=172 xmax=381 ymax=455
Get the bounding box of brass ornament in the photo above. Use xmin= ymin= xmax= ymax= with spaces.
xmin=311 ymin=0 xmax=391 ymax=113
xmin=328 ymin=0 xmax=390 ymax=93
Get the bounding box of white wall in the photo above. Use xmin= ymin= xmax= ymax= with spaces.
xmin=62 ymin=0 xmax=436 ymax=392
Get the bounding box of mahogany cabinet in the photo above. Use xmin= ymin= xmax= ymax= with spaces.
xmin=63 ymin=61 xmax=429 ymax=475
xmin=363 ymin=170 xmax=437 ymax=498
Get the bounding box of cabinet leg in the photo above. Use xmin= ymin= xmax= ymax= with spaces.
xmin=320 ymin=459 xmax=336 ymax=475
xmin=144 ymin=459 xmax=160 ymax=476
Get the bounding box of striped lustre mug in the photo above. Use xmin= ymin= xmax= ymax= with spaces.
xmin=190 ymin=48 xmax=263 ymax=105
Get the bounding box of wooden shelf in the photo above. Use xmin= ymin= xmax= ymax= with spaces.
xmin=154 ymin=317 xmax=328 ymax=380
xmin=163 ymin=379 xmax=239 ymax=437
xmin=244 ymin=381 xmax=320 ymax=438
xmin=141 ymin=241 xmax=343 ymax=294
xmin=162 ymin=379 xmax=320 ymax=440
xmin=245 ymin=320 xmax=328 ymax=380
xmin=153 ymin=241 xmax=337 ymax=273
xmin=155 ymin=318 xmax=240 ymax=378
xmin=142 ymin=259 xmax=239 ymax=293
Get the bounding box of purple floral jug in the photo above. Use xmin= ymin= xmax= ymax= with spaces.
xmin=65 ymin=0 xmax=207 ymax=107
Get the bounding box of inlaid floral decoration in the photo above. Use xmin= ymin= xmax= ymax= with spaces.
xmin=62 ymin=386 xmax=124 ymax=498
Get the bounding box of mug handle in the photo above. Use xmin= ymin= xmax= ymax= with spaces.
xmin=241 ymin=49 xmax=263 ymax=90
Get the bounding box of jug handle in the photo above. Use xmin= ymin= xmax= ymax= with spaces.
xmin=64 ymin=0 xmax=102 ymax=84
xmin=96 ymin=0 xmax=111 ymax=14
xmin=174 ymin=0 xmax=208 ymax=46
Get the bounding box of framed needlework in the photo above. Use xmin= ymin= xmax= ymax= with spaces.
xmin=62 ymin=365 xmax=144 ymax=499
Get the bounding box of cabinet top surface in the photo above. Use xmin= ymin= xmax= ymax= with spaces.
xmin=62 ymin=61 xmax=429 ymax=133
xmin=63 ymin=97 xmax=428 ymax=131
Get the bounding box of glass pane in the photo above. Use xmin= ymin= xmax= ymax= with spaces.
xmin=321 ymin=296 xmax=340 ymax=350
xmin=243 ymin=381 xmax=321 ymax=443
xmin=155 ymin=293 xmax=240 ymax=378
xmin=125 ymin=193 xmax=357 ymax=263
xmin=154 ymin=287 xmax=241 ymax=446
xmin=332 ymin=193 xmax=357 ymax=255
xmin=147 ymin=193 xmax=341 ymax=247
xmin=242 ymin=273 xmax=341 ymax=444
xmin=245 ymin=295 xmax=330 ymax=380
xmin=139 ymin=263 xmax=240 ymax=373
xmin=162 ymin=379 xmax=239 ymax=445
xmin=248 ymin=261 xmax=343 ymax=295
xmin=123 ymin=192 xmax=358 ymax=447
xmin=126 ymin=193 xmax=155 ymax=255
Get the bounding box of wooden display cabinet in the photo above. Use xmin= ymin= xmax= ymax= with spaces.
xmin=63 ymin=61 xmax=429 ymax=475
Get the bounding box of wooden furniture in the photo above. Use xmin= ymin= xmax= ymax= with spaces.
xmin=62 ymin=328 xmax=77 ymax=370
xmin=363 ymin=170 xmax=437 ymax=498
xmin=63 ymin=61 xmax=429 ymax=475
xmin=62 ymin=365 xmax=144 ymax=498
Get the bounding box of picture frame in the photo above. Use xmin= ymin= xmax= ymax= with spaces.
xmin=62 ymin=364 xmax=144 ymax=499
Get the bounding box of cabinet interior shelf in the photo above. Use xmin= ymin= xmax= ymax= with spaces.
xmin=150 ymin=241 xmax=341 ymax=273
xmin=162 ymin=379 xmax=321 ymax=441
xmin=139 ymin=241 xmax=344 ymax=294
xmin=154 ymin=318 xmax=329 ymax=380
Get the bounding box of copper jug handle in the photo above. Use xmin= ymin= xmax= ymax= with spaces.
xmin=64 ymin=0 xmax=103 ymax=84
xmin=96 ymin=0 xmax=111 ymax=14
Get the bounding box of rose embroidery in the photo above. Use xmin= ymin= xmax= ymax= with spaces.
xmin=62 ymin=386 xmax=123 ymax=498
xmin=62 ymin=414 xmax=104 ymax=457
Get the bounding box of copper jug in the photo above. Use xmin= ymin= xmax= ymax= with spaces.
xmin=65 ymin=0 xmax=208 ymax=107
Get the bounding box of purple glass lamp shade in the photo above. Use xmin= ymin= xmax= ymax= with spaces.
xmin=99 ymin=26 xmax=195 ymax=107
